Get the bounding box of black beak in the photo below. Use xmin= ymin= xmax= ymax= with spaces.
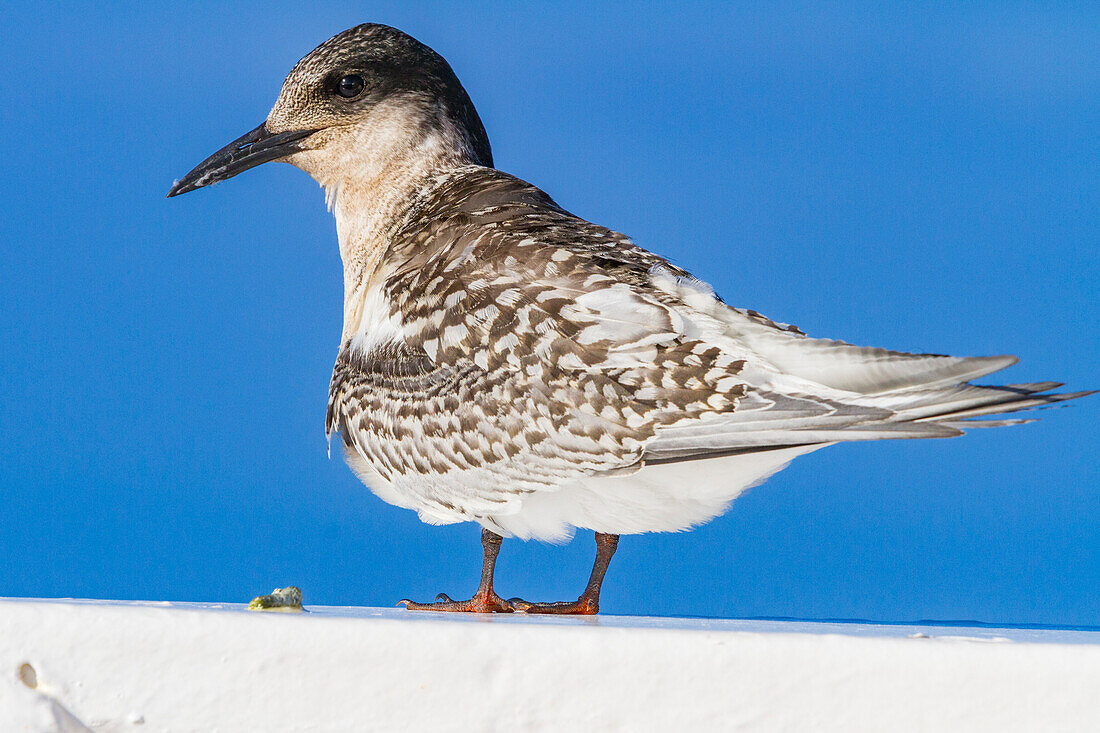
xmin=166 ymin=123 xmax=316 ymax=197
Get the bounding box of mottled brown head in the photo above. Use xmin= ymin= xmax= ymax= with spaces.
xmin=168 ymin=24 xmax=492 ymax=198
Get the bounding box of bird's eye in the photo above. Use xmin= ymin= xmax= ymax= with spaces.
xmin=336 ymin=74 xmax=365 ymax=98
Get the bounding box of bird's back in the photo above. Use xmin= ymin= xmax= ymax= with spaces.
xmin=323 ymin=165 xmax=1087 ymax=540
xmin=327 ymin=166 xmax=750 ymax=524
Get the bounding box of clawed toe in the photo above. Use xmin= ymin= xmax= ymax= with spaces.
xmin=398 ymin=530 xmax=616 ymax=616
xmin=399 ymin=593 xmax=595 ymax=614
xmin=510 ymin=596 xmax=599 ymax=615
xmin=398 ymin=591 xmax=515 ymax=613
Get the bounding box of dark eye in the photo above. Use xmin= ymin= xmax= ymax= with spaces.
xmin=336 ymin=74 xmax=365 ymax=98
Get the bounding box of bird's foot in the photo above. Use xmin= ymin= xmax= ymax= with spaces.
xmin=398 ymin=590 xmax=514 ymax=613
xmin=510 ymin=596 xmax=599 ymax=615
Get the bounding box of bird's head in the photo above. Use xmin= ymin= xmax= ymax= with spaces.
xmin=167 ymin=24 xmax=492 ymax=199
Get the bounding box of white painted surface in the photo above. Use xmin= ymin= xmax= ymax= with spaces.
xmin=2 ymin=598 xmax=1099 ymax=732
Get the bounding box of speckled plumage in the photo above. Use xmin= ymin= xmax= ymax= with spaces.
xmin=325 ymin=166 xmax=753 ymax=532
xmin=320 ymin=163 xmax=1081 ymax=541
xmin=172 ymin=24 xmax=1090 ymax=549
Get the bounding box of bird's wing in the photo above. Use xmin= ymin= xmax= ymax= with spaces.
xmin=329 ymin=168 xmax=1089 ymax=516
xmin=326 ymin=173 xmax=759 ymax=521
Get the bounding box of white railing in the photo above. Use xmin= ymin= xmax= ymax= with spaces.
xmin=2 ymin=598 xmax=1098 ymax=732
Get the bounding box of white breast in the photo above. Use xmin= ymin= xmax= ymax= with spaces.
xmin=345 ymin=277 xmax=405 ymax=357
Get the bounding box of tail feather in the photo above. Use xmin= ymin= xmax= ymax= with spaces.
xmin=628 ymin=290 xmax=1093 ymax=465
xmin=915 ymin=389 xmax=1096 ymax=422
xmin=876 ymin=381 xmax=1072 ymax=421
xmin=940 ymin=417 xmax=1035 ymax=429
xmin=690 ymin=294 xmax=1022 ymax=394
xmin=644 ymin=346 xmax=1091 ymax=462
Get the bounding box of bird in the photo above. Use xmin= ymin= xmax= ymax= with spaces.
xmin=168 ymin=23 xmax=1090 ymax=615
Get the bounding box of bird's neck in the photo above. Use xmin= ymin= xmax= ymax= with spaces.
xmin=330 ymin=141 xmax=459 ymax=264
xmin=332 ymin=141 xmax=468 ymax=338
xmin=294 ymin=102 xmax=482 ymax=344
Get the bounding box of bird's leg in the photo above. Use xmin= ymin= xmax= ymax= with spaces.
xmin=399 ymin=528 xmax=514 ymax=612
xmin=512 ymin=533 xmax=619 ymax=615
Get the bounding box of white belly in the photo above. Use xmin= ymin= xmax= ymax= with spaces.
xmin=482 ymin=444 xmax=828 ymax=541
xmin=345 ymin=435 xmax=826 ymax=542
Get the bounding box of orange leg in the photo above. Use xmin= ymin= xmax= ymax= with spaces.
xmin=512 ymin=533 xmax=619 ymax=615
xmin=399 ymin=529 xmax=514 ymax=613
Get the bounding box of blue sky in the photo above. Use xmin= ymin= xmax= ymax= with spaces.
xmin=1 ymin=2 xmax=1096 ymax=624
